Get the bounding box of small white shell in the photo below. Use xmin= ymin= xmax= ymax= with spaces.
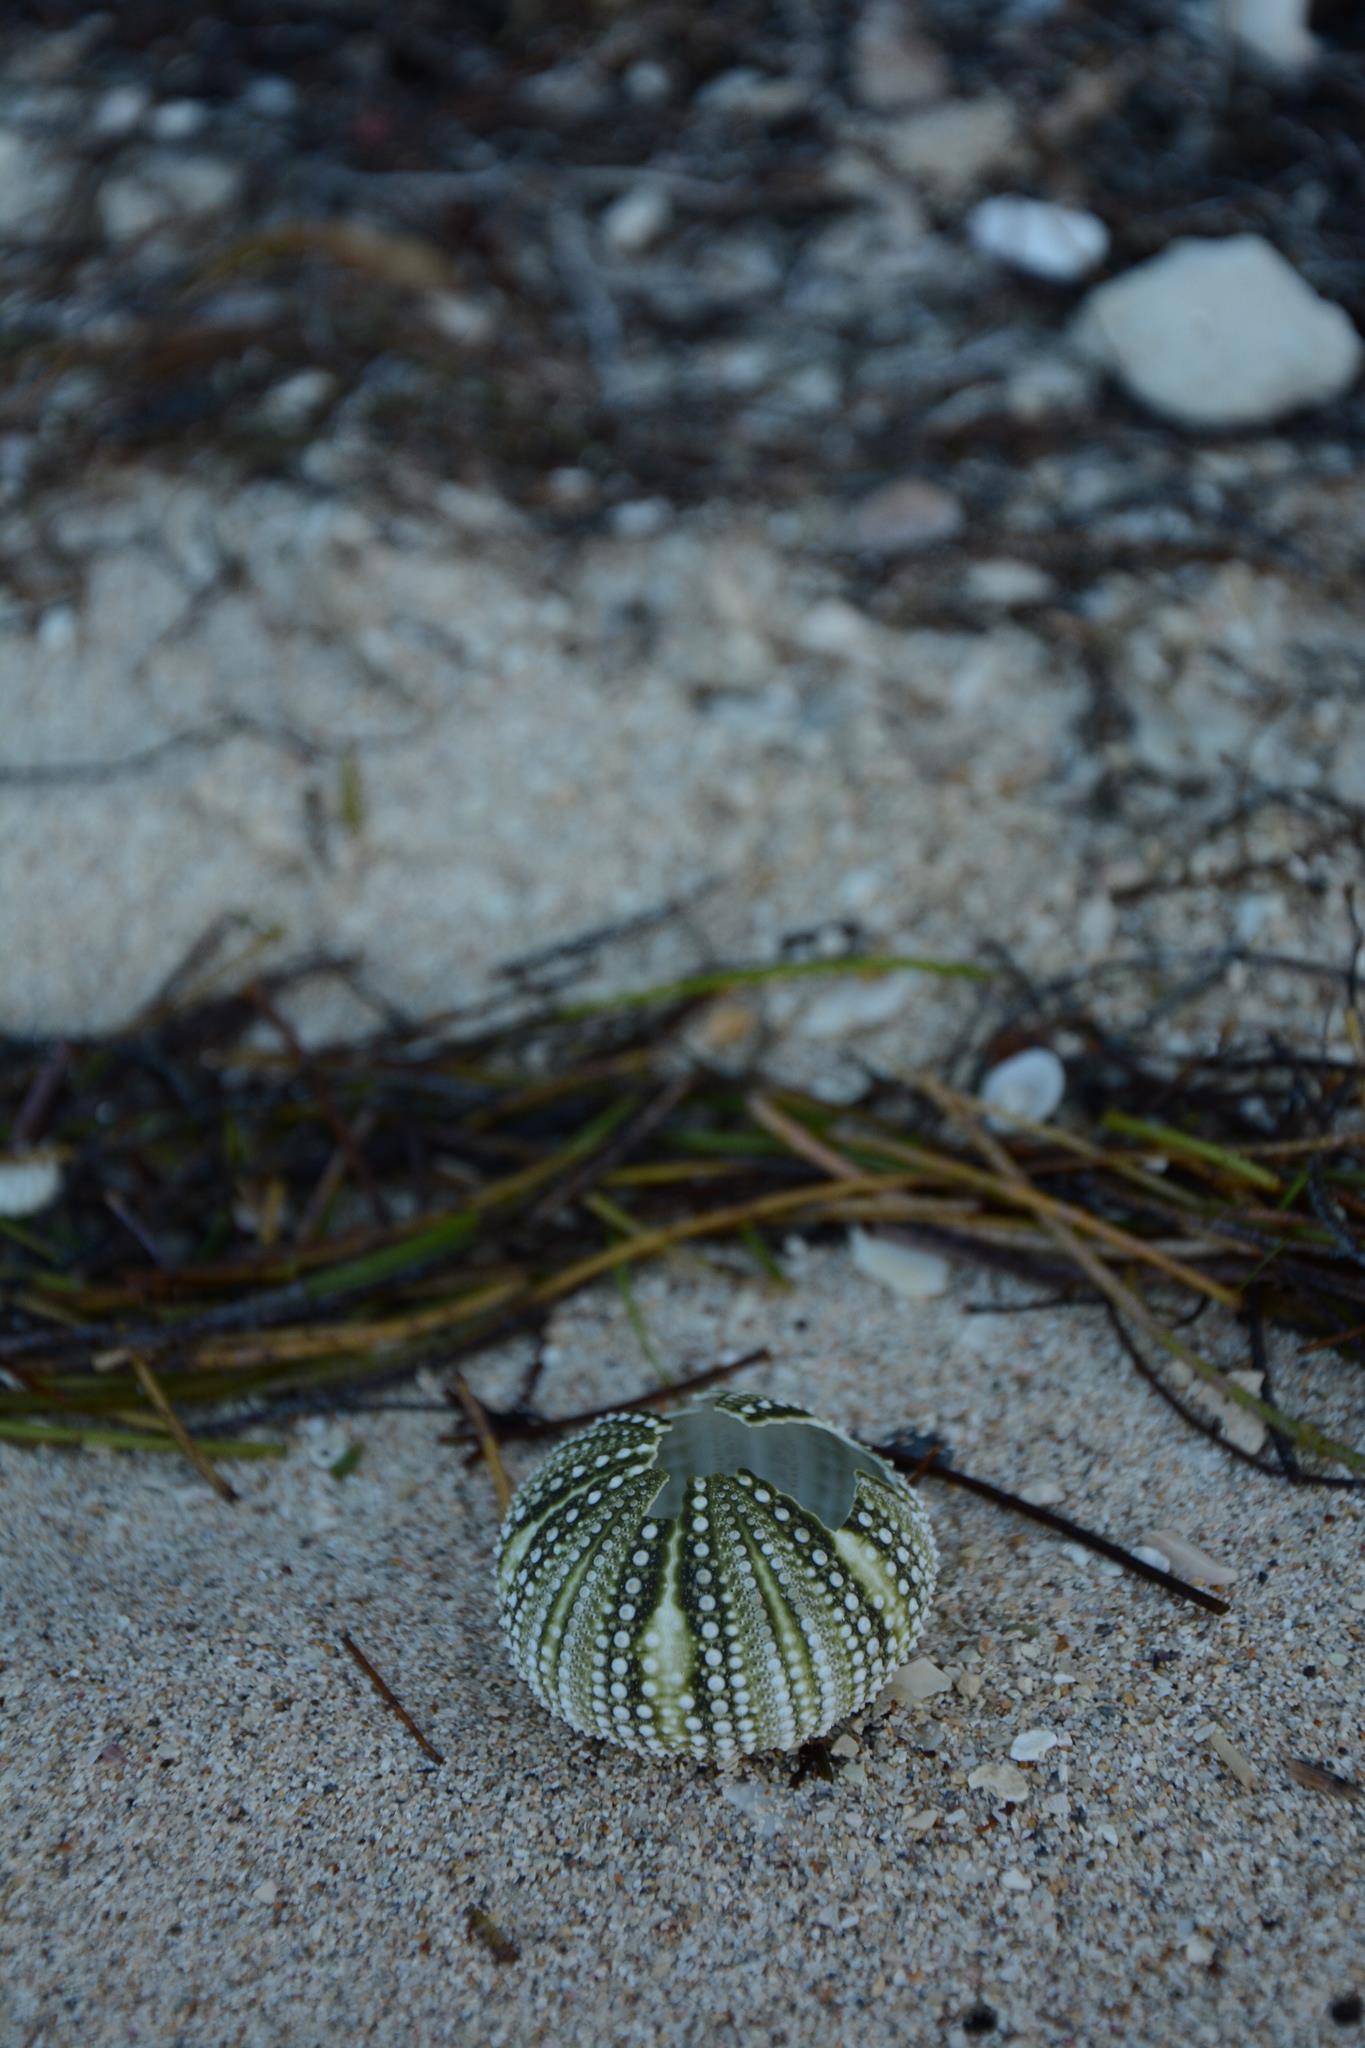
xmin=968 ymin=196 xmax=1109 ymax=283
xmin=850 ymin=1226 xmax=950 ymax=1299
xmin=0 ymin=1150 xmax=63 ymax=1218
xmin=1140 ymin=1528 xmax=1237 ymax=1587
xmin=980 ymin=1046 xmax=1066 ymax=1129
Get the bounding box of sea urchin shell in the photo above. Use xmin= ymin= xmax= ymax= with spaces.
xmin=495 ymin=1393 xmax=938 ymax=1762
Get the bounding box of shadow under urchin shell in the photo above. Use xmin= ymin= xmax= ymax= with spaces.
xmin=495 ymin=1392 xmax=938 ymax=1763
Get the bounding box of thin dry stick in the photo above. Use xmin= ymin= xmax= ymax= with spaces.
xmin=129 ymin=1353 xmax=238 ymax=1504
xmin=339 ymin=1631 xmax=445 ymax=1765
xmin=450 ymin=1371 xmax=512 ymax=1513
xmin=747 ymin=1091 xmax=861 ymax=1179
xmin=878 ymin=1442 xmax=1228 ymax=1617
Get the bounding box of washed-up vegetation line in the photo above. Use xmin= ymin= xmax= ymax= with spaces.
xmin=0 ymin=939 xmax=1361 ymax=1487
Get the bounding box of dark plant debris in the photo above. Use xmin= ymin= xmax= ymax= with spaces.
xmin=3 ymin=0 xmax=1363 ymax=531
xmin=1 ymin=923 xmax=1363 ymax=1509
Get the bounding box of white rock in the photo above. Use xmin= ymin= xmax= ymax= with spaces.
xmin=1009 ymin=1727 xmax=1059 ymax=1763
xmin=1000 ymin=1866 xmax=1032 ymax=1892
xmin=882 ymin=1657 xmax=952 ymax=1705
xmin=878 ymin=96 xmax=1021 ymax=197
xmin=0 ymin=1151 xmax=63 ymax=1217
xmin=851 ymin=2 xmax=950 ymax=110
xmin=1185 ymin=1933 xmax=1216 ymax=1966
xmin=850 ymin=1227 xmax=950 ymax=1301
xmin=601 ymin=183 xmax=672 ymax=257
xmin=853 ymin=478 xmax=964 ymax=553
xmin=904 ymin=1806 xmax=941 ymax=1831
xmin=1140 ymin=1528 xmax=1237 ymax=1587
xmin=980 ymin=1046 xmax=1066 ymax=1128
xmin=1073 ymin=235 xmax=1363 ymax=428
xmin=1224 ymin=0 xmax=1318 ymax=74
xmin=968 ymin=196 xmax=1109 ymax=282
xmin=99 ymin=154 xmax=244 ymax=239
xmin=969 ymin=1760 xmax=1030 ymax=1802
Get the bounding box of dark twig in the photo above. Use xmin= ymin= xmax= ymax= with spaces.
xmin=876 ymin=1439 xmax=1229 ymax=1617
xmin=338 ymin=1630 xmax=445 ymax=1765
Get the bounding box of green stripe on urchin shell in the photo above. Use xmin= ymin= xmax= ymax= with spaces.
xmin=495 ymin=1392 xmax=938 ymax=1763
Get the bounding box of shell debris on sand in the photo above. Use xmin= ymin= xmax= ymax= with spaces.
xmin=849 ymin=1226 xmax=951 ymax=1300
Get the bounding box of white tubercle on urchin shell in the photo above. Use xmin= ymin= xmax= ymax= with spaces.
xmin=494 ymin=1392 xmax=938 ymax=1763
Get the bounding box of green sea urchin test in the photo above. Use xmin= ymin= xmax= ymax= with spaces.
xmin=495 ymin=1393 xmax=938 ymax=1761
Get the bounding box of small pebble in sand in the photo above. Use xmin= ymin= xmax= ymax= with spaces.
xmin=1000 ymin=1867 xmax=1032 ymax=1892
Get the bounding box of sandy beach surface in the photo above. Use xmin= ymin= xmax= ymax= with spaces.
xmin=3 ymin=4 xmax=1365 ymax=2038
xmin=3 ymin=1253 xmax=1363 ymax=2047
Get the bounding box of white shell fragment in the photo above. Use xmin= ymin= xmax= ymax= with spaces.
xmin=496 ymin=1392 xmax=939 ymax=1763
xmin=968 ymin=196 xmax=1109 ymax=283
xmin=980 ymin=1046 xmax=1066 ymax=1129
xmin=850 ymin=1227 xmax=950 ymax=1300
xmin=968 ymin=1760 xmax=1030 ymax=1802
xmin=0 ymin=1150 xmax=63 ymax=1218
xmin=1009 ymin=1727 xmax=1059 ymax=1763
xmin=879 ymin=1656 xmax=952 ymax=1706
xmin=1206 ymin=1725 xmax=1258 ymax=1790
xmin=1140 ymin=1529 xmax=1237 ymax=1588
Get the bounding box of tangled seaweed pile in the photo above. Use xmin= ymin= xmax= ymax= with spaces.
xmin=2 ymin=931 xmax=1362 ymax=1504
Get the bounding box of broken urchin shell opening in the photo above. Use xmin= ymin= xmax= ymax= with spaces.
xmin=495 ymin=1392 xmax=938 ymax=1763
